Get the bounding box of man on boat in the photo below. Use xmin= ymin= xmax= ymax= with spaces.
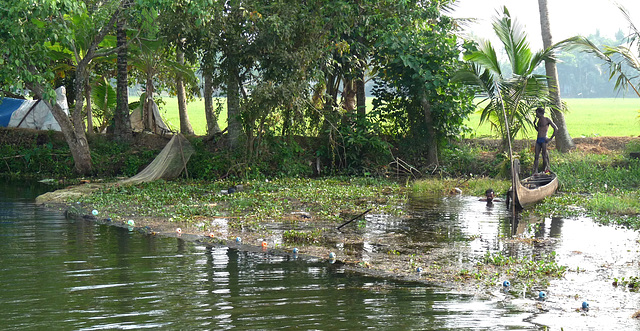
xmin=533 ymin=107 xmax=557 ymax=175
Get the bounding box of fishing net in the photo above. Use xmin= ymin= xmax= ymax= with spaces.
xmin=118 ymin=133 xmax=194 ymax=185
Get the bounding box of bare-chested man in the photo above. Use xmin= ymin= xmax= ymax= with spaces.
xmin=533 ymin=107 xmax=557 ymax=175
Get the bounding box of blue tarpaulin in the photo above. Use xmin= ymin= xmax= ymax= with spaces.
xmin=0 ymin=98 xmax=27 ymax=127
xmin=0 ymin=87 xmax=68 ymax=131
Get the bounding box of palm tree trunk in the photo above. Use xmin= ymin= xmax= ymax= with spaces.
xmin=356 ymin=71 xmax=366 ymax=117
xmin=538 ymin=0 xmax=575 ymax=152
xmin=176 ymin=49 xmax=194 ymax=135
xmin=114 ymin=14 xmax=132 ymax=141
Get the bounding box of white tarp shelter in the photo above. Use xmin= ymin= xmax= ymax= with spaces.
xmin=130 ymin=99 xmax=172 ymax=135
xmin=0 ymin=86 xmax=69 ymax=131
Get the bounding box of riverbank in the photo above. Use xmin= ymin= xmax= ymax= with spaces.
xmin=34 ymin=176 xmax=566 ymax=298
xmin=27 ymin=135 xmax=640 ymax=294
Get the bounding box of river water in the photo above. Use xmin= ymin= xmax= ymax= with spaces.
xmin=2 ymin=182 xmax=640 ymax=330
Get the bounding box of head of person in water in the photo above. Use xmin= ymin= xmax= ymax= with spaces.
xmin=485 ymin=188 xmax=495 ymax=202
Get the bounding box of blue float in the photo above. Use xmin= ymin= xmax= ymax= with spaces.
xmin=92 ymin=209 xmax=99 ymax=216
xmin=538 ymin=291 xmax=546 ymax=300
xmin=582 ymin=301 xmax=589 ymax=310
xmin=503 ymin=280 xmax=510 ymax=287
xmin=293 ymin=248 xmax=299 ymax=254
xmin=416 ymin=267 xmax=423 ymax=273
xmin=329 ymin=252 xmax=336 ymax=259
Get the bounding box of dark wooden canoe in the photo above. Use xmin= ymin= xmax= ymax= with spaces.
xmin=509 ymin=159 xmax=558 ymax=209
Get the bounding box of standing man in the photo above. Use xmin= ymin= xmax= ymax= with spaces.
xmin=533 ymin=107 xmax=558 ymax=175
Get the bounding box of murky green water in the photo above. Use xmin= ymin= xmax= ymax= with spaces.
xmin=4 ymin=182 xmax=640 ymax=330
xmin=0 ymin=182 xmax=539 ymax=330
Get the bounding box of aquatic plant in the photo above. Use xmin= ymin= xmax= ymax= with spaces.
xmin=478 ymin=251 xmax=567 ymax=291
xmin=412 ymin=177 xmax=510 ymax=197
xmin=76 ymin=177 xmax=408 ymax=225
xmin=282 ymin=229 xmax=323 ymax=244
xmin=613 ymin=276 xmax=640 ymax=290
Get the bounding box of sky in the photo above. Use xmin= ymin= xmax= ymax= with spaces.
xmin=451 ymin=0 xmax=640 ymax=49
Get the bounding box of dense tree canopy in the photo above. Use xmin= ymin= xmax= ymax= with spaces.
xmin=1 ymin=0 xmax=474 ymax=174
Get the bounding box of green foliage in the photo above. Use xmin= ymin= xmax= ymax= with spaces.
xmin=457 ymin=7 xmax=560 ymax=148
xmin=565 ymin=5 xmax=640 ymax=99
xmin=0 ymin=133 xmax=74 ymax=178
xmin=90 ymin=76 xmax=117 ymax=132
xmin=371 ymin=4 xmax=475 ymax=147
xmin=553 ymin=152 xmax=640 ymax=193
xmin=283 ymin=229 xmax=323 ymax=244
xmin=480 ymin=251 xmax=567 ymax=290
xmin=527 ymin=151 xmax=640 ymax=228
xmin=412 ymin=176 xmax=510 ymax=197
xmin=320 ymin=111 xmax=392 ymax=174
xmin=439 ymin=144 xmax=504 ymax=177
xmin=625 ymin=140 xmax=640 ymax=154
xmin=77 ymin=177 xmax=407 ymax=225
xmin=556 ymin=32 xmax=624 ymax=98
xmin=613 ymin=276 xmax=640 ymax=290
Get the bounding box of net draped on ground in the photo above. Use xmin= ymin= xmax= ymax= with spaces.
xmin=119 ymin=133 xmax=194 ymax=185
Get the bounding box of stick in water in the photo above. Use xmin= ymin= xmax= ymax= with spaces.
xmin=336 ymin=208 xmax=373 ymax=230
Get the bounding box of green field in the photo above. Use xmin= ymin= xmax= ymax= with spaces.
xmin=151 ymin=97 xmax=640 ymax=137
xmin=465 ymin=98 xmax=640 ymax=139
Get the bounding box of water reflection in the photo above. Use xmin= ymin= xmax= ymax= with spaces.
xmin=0 ymin=187 xmax=539 ymax=330
xmin=5 ymin=183 xmax=640 ymax=329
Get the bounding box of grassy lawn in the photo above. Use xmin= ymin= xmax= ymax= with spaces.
xmin=465 ymin=98 xmax=640 ymax=138
xmin=144 ymin=97 xmax=224 ymax=135
xmin=148 ymin=96 xmax=640 ymax=137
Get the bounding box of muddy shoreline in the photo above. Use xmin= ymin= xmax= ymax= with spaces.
xmin=34 ymin=181 xmax=640 ymax=328
xmin=36 ymin=184 xmax=504 ymax=297
xmin=34 ymin=184 xmax=552 ymax=297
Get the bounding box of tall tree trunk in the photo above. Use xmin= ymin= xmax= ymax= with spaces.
xmin=144 ymin=75 xmax=154 ymax=132
xmin=114 ymin=14 xmax=132 ymax=141
xmin=420 ymin=95 xmax=438 ymax=166
xmin=176 ymin=49 xmax=194 ymax=135
xmin=31 ymin=83 xmax=92 ymax=175
xmin=342 ymin=78 xmax=357 ymax=112
xmin=538 ymin=0 xmax=574 ymax=152
xmin=52 ymin=99 xmax=92 ymax=174
xmin=203 ymin=70 xmax=222 ymax=135
xmin=356 ymin=71 xmax=366 ymax=117
xmin=227 ymin=52 xmax=241 ymax=149
xmin=84 ymin=82 xmax=93 ymax=134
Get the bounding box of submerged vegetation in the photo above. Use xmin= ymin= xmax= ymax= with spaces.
xmin=477 ymin=251 xmax=568 ymax=289
xmin=77 ymin=177 xmax=407 ymax=226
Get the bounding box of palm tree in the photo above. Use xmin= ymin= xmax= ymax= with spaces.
xmin=569 ymin=5 xmax=640 ymax=99
xmin=538 ymin=0 xmax=575 ymax=152
xmin=457 ymin=7 xmax=557 ymax=149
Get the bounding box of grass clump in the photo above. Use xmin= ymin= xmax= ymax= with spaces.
xmin=282 ymin=229 xmax=323 ymax=244
xmin=476 ymin=251 xmax=567 ymax=292
xmin=412 ymin=176 xmax=510 ymax=197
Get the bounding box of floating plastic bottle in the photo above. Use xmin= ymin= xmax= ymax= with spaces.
xmin=538 ymin=291 xmax=546 ymax=300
